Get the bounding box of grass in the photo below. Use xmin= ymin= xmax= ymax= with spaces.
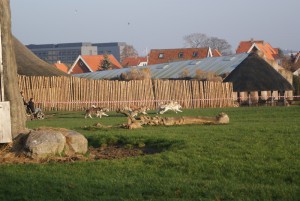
xmin=1 ymin=106 xmax=300 ymax=201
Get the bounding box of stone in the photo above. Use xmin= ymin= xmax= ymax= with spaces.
xmin=25 ymin=130 xmax=66 ymax=158
xmin=63 ymin=130 xmax=88 ymax=155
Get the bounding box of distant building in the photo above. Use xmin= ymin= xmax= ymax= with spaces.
xmin=26 ymin=42 xmax=97 ymax=65
xmin=68 ymin=55 xmax=122 ymax=74
xmin=212 ymin=49 xmax=222 ymax=57
xmin=121 ymin=57 xmax=148 ymax=67
xmin=147 ymin=47 xmax=214 ymax=65
xmin=281 ymin=52 xmax=300 ymax=73
xmin=93 ymin=42 xmax=126 ymax=63
xmin=26 ymin=42 xmax=126 ymax=65
xmin=236 ymin=39 xmax=294 ymax=100
xmin=236 ymin=39 xmax=279 ymax=61
xmin=281 ymin=49 xmax=299 ymax=56
xmin=53 ymin=61 xmax=69 ymax=73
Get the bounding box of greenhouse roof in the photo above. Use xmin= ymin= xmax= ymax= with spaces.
xmin=73 ymin=53 xmax=249 ymax=80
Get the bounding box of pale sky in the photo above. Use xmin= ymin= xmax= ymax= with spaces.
xmin=10 ymin=0 xmax=300 ymax=55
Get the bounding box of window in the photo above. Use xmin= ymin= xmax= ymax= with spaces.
xmin=189 ymin=60 xmax=201 ymax=65
xmin=192 ymin=52 xmax=198 ymax=57
xmin=178 ymin=52 xmax=184 ymax=58
xmin=158 ymin=53 xmax=164 ymax=59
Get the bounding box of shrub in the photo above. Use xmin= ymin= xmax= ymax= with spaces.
xmin=120 ymin=68 xmax=151 ymax=80
xmin=194 ymin=70 xmax=223 ymax=82
xmin=179 ymin=68 xmax=190 ymax=79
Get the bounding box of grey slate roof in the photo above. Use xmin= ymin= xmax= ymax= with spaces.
xmin=73 ymin=53 xmax=250 ymax=80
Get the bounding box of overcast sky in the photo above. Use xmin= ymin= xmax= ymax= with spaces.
xmin=10 ymin=0 xmax=300 ymax=55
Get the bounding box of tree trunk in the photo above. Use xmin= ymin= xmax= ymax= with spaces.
xmin=1 ymin=0 xmax=26 ymax=138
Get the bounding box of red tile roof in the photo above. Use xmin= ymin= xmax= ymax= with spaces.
xmin=148 ymin=48 xmax=211 ymax=65
xmin=53 ymin=62 xmax=69 ymax=73
xmin=236 ymin=40 xmax=278 ymax=61
xmin=69 ymin=55 xmax=122 ymax=74
xmin=82 ymin=55 xmax=122 ymax=71
xmin=212 ymin=49 xmax=222 ymax=57
xmin=122 ymin=57 xmax=147 ymax=67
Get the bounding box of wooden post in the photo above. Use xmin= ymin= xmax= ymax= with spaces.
xmin=0 ymin=23 xmax=4 ymax=102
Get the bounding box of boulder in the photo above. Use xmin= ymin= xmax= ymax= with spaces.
xmin=63 ymin=130 xmax=88 ymax=155
xmin=25 ymin=128 xmax=88 ymax=158
xmin=25 ymin=130 xmax=66 ymax=158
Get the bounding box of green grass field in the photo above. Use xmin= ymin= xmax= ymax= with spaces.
xmin=1 ymin=106 xmax=299 ymax=201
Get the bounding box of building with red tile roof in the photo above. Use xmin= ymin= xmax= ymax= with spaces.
xmin=236 ymin=39 xmax=279 ymax=61
xmin=53 ymin=61 xmax=69 ymax=73
xmin=148 ymin=47 xmax=213 ymax=65
xmin=68 ymin=55 xmax=122 ymax=74
xmin=122 ymin=57 xmax=148 ymax=67
xmin=236 ymin=39 xmax=293 ymax=99
xmin=212 ymin=49 xmax=222 ymax=57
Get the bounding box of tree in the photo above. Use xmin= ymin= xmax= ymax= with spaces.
xmin=100 ymin=54 xmax=112 ymax=70
xmin=183 ymin=33 xmax=232 ymax=55
xmin=1 ymin=0 xmax=26 ymax=138
xmin=120 ymin=44 xmax=138 ymax=62
xmin=277 ymin=48 xmax=285 ymax=59
xmin=208 ymin=37 xmax=232 ymax=55
xmin=183 ymin=33 xmax=210 ymax=48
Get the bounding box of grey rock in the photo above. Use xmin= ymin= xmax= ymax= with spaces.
xmin=63 ymin=130 xmax=88 ymax=155
xmin=26 ymin=130 xmax=66 ymax=158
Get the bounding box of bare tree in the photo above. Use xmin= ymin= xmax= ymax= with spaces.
xmin=120 ymin=44 xmax=138 ymax=62
xmin=183 ymin=33 xmax=210 ymax=48
xmin=207 ymin=37 xmax=232 ymax=55
xmin=1 ymin=0 xmax=26 ymax=138
xmin=183 ymin=33 xmax=232 ymax=55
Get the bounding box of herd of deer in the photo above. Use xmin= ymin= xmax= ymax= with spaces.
xmin=84 ymin=101 xmax=229 ymax=129
xmin=84 ymin=101 xmax=183 ymax=119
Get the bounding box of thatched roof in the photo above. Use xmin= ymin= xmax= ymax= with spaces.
xmin=13 ymin=36 xmax=68 ymax=76
xmin=223 ymin=53 xmax=293 ymax=92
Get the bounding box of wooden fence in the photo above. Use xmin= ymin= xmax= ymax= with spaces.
xmin=18 ymin=76 xmax=234 ymax=111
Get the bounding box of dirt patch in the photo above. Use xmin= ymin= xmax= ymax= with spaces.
xmin=0 ymin=143 xmax=158 ymax=164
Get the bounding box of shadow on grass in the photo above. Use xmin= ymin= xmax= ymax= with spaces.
xmin=87 ymin=135 xmax=185 ymax=155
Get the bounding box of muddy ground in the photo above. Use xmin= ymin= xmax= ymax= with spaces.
xmin=0 ymin=143 xmax=154 ymax=164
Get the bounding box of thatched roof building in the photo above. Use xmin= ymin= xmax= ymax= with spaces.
xmin=13 ymin=36 xmax=68 ymax=76
xmin=223 ymin=53 xmax=293 ymax=92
